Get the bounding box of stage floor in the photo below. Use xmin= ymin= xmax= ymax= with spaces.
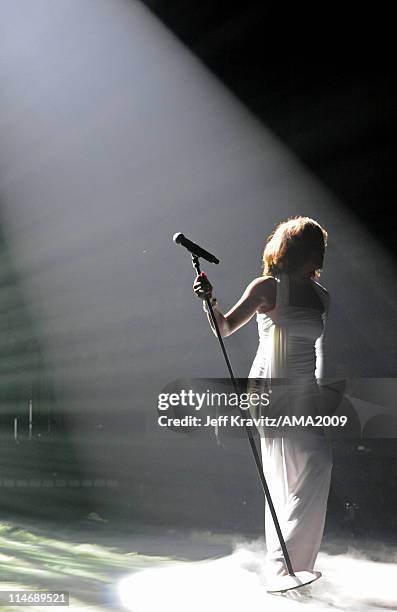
xmin=1 ymin=517 xmax=396 ymax=611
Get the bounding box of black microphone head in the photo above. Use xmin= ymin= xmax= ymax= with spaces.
xmin=172 ymin=232 xmax=184 ymax=245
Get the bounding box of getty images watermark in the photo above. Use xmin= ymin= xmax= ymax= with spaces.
xmin=156 ymin=378 xmax=397 ymax=438
xmin=157 ymin=382 xmax=348 ymax=431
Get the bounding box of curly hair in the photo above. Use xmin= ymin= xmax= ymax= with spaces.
xmin=262 ymin=216 xmax=328 ymax=278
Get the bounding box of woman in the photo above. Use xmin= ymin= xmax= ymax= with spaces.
xmin=193 ymin=215 xmax=332 ymax=588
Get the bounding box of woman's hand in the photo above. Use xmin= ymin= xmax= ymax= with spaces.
xmin=193 ymin=272 xmax=213 ymax=300
xmin=193 ymin=274 xmax=272 ymax=338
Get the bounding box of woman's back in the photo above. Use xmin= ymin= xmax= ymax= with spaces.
xmin=249 ymin=272 xmax=328 ymax=380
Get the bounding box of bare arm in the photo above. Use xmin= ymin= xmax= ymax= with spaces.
xmin=315 ymin=288 xmax=330 ymax=380
xmin=193 ymin=273 xmax=275 ymax=337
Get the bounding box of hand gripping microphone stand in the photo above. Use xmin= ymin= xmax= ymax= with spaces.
xmin=184 ymin=246 xmax=321 ymax=594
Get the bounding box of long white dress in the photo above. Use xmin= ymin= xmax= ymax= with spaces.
xmin=247 ymin=271 xmax=332 ymax=581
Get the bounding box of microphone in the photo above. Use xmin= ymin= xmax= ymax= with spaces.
xmin=172 ymin=233 xmax=219 ymax=264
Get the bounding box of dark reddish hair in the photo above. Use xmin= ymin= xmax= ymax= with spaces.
xmin=262 ymin=216 xmax=328 ymax=278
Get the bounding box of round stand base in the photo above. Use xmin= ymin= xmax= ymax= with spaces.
xmin=266 ymin=570 xmax=322 ymax=593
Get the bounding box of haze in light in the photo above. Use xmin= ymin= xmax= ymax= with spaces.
xmin=1 ymin=0 xmax=396 ymax=522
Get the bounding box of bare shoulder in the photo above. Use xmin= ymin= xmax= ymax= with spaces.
xmin=246 ymin=275 xmax=276 ymax=292
xmin=246 ymin=275 xmax=276 ymax=310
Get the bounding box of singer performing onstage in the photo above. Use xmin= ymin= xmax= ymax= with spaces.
xmin=193 ymin=216 xmax=332 ymax=594
xmin=2 ymin=1 xmax=397 ymax=611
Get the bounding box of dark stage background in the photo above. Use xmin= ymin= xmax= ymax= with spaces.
xmin=0 ymin=1 xmax=396 ymax=537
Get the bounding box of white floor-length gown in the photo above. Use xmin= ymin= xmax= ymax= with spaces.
xmin=247 ymin=271 xmax=332 ymax=581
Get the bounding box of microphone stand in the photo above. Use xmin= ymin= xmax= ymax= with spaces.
xmin=190 ymin=254 xmax=297 ymax=580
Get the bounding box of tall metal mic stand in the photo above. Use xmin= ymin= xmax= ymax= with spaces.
xmin=190 ymin=253 xmax=321 ymax=593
